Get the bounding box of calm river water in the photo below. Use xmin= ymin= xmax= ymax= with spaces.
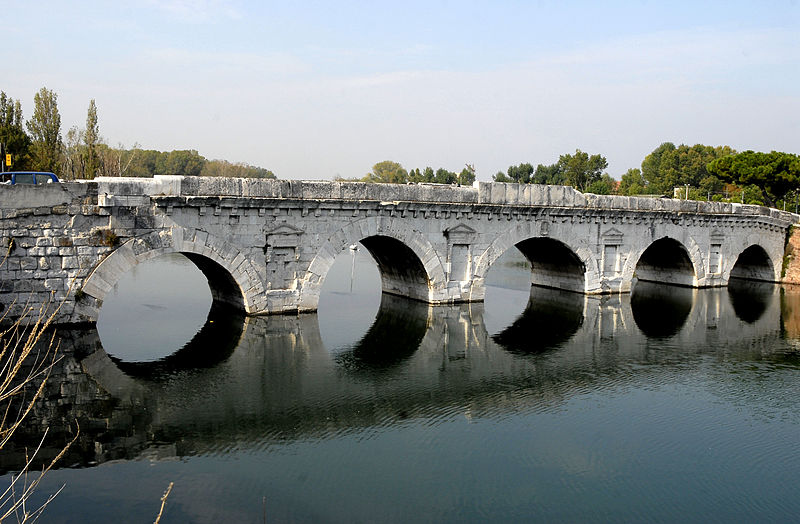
xmin=4 ymin=248 xmax=800 ymax=523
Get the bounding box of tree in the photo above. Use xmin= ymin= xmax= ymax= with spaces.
xmin=26 ymin=87 xmax=62 ymax=173
xmin=363 ymin=161 xmax=408 ymax=183
xmin=618 ymin=168 xmax=647 ymax=195
xmin=707 ymin=151 xmax=800 ymax=208
xmin=62 ymin=126 xmax=85 ymax=180
xmin=558 ymin=149 xmax=607 ymax=191
xmin=0 ymin=92 xmax=31 ymax=170
xmin=532 ymin=163 xmax=565 ymax=185
xmin=585 ymin=173 xmax=617 ymax=195
xmin=492 ymin=170 xmax=511 ymax=182
xmin=84 ymin=99 xmax=99 ymax=179
xmin=458 ymin=164 xmax=476 ymax=186
xmin=641 ymin=142 xmax=734 ymax=196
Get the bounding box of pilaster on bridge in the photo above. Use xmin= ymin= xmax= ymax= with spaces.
xmin=0 ymin=175 xmax=796 ymax=324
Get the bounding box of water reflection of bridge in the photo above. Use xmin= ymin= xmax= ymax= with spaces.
xmin=2 ymin=283 xmax=797 ymax=473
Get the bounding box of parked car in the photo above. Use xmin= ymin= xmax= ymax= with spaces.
xmin=1 ymin=171 xmax=60 ymax=184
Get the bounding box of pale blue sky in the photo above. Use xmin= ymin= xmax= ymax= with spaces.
xmin=4 ymin=0 xmax=799 ymax=180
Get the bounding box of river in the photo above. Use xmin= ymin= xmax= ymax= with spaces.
xmin=3 ymin=248 xmax=800 ymax=523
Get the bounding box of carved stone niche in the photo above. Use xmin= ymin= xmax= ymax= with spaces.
xmin=266 ymin=223 xmax=304 ymax=253
xmin=709 ymin=229 xmax=725 ymax=274
xmin=601 ymin=227 xmax=624 ymax=276
xmin=443 ymin=223 xmax=477 ymax=245
xmin=265 ymin=224 xmax=304 ymax=289
xmin=444 ymin=224 xmax=476 ymax=282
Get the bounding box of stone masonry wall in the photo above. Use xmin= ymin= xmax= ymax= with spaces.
xmin=0 ymin=182 xmax=111 ymax=321
xmin=1 ymin=176 xmax=798 ymax=324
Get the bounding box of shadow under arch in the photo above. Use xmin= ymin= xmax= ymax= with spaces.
xmin=635 ymin=237 xmax=696 ymax=287
xmin=79 ymin=228 xmax=263 ymax=322
xmin=335 ymin=293 xmax=430 ymax=373
xmin=730 ymin=244 xmax=776 ymax=283
xmin=108 ymin=301 xmax=246 ymax=380
xmin=359 ymin=235 xmax=431 ymax=302
xmin=631 ymin=281 xmax=694 ymax=338
xmin=514 ymin=237 xmax=587 ymax=292
xmin=492 ymin=286 xmax=585 ymax=355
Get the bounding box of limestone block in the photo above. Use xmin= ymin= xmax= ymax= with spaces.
xmin=61 ymin=256 xmax=79 ymax=269
xmin=490 ymin=183 xmax=507 ymax=204
xmin=529 ymin=184 xmax=546 ymax=206
xmin=300 ymin=181 xmax=334 ymax=200
xmin=476 ymin=181 xmax=493 ymax=203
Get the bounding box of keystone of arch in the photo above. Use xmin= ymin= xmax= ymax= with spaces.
xmin=80 ymin=226 xmax=265 ymax=318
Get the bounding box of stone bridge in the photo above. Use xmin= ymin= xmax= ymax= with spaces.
xmin=0 ymin=175 xmax=796 ymax=323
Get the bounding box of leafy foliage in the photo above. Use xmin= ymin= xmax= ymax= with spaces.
xmin=26 ymin=87 xmax=62 ymax=173
xmin=707 ymin=151 xmax=800 ymax=208
xmin=641 ymin=142 xmax=734 ymax=196
xmin=617 ymin=168 xmax=648 ymax=195
xmin=363 ymin=162 xmax=475 ymax=185
xmin=84 ymin=100 xmax=100 ymax=179
xmin=493 ymin=150 xmax=606 ymax=191
xmin=364 ymin=160 xmax=408 ymax=183
xmin=558 ymin=149 xmax=608 ymax=191
xmin=0 ymin=92 xmax=31 ymax=170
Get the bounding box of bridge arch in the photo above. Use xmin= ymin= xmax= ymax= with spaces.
xmin=729 ymin=244 xmax=776 ymax=282
xmin=300 ymin=217 xmax=448 ymax=310
xmin=78 ymin=227 xmax=265 ymax=322
xmin=473 ymin=223 xmax=601 ymax=295
xmin=633 ymin=236 xmax=701 ymax=287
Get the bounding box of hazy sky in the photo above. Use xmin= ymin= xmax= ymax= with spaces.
xmin=5 ymin=0 xmax=799 ymax=180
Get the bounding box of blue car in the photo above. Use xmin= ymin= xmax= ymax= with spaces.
xmin=1 ymin=171 xmax=60 ymax=184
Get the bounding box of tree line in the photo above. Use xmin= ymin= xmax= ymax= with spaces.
xmin=489 ymin=144 xmax=799 ymax=209
xmin=344 ymin=161 xmax=477 ymax=186
xmin=0 ymin=88 xmax=275 ymax=179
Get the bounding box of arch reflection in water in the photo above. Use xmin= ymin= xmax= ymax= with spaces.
xmin=630 ymin=281 xmax=694 ymax=338
xmin=109 ymin=302 xmax=246 ymax=380
xmin=335 ymin=294 xmax=429 ymax=372
xmin=492 ymin=286 xmax=584 ymax=355
xmin=97 ymin=252 xmax=213 ymax=362
xmin=727 ymin=279 xmax=775 ymax=324
xmin=4 ymin=285 xmax=797 ymax=490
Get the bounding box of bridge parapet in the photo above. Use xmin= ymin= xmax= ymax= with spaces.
xmin=92 ymin=176 xmax=800 ymax=224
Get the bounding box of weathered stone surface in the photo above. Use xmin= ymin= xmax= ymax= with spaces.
xmin=0 ymin=176 xmax=797 ymax=324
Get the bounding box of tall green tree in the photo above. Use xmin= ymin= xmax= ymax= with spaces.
xmin=642 ymin=142 xmax=734 ymax=195
xmin=26 ymin=87 xmax=62 ymax=173
xmin=458 ymin=164 xmax=476 ymax=185
xmin=532 ymin=163 xmax=565 ymax=185
xmin=585 ymin=173 xmax=617 ymax=195
xmin=707 ymin=151 xmax=800 ymax=208
xmin=493 ymin=162 xmax=534 ymax=183
xmin=84 ymin=99 xmax=100 ymax=179
xmin=617 ymin=168 xmax=647 ymax=195
xmin=558 ymin=149 xmax=607 ymax=191
xmin=0 ymin=92 xmax=31 ymax=170
xmin=363 ymin=160 xmax=408 ymax=183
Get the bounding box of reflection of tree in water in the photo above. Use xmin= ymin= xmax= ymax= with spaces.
xmin=492 ymin=287 xmax=584 ymax=355
xmin=630 ymin=281 xmax=693 ymax=338
xmin=727 ymin=279 xmax=773 ymax=324
xmin=335 ymin=294 xmax=429 ymax=372
xmin=109 ymin=302 xmax=245 ymax=380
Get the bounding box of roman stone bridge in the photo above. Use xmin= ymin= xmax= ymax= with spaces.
xmin=0 ymin=175 xmax=796 ymax=324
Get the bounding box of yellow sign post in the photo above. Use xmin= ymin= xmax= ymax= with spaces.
xmin=4 ymin=154 xmax=10 ymax=167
